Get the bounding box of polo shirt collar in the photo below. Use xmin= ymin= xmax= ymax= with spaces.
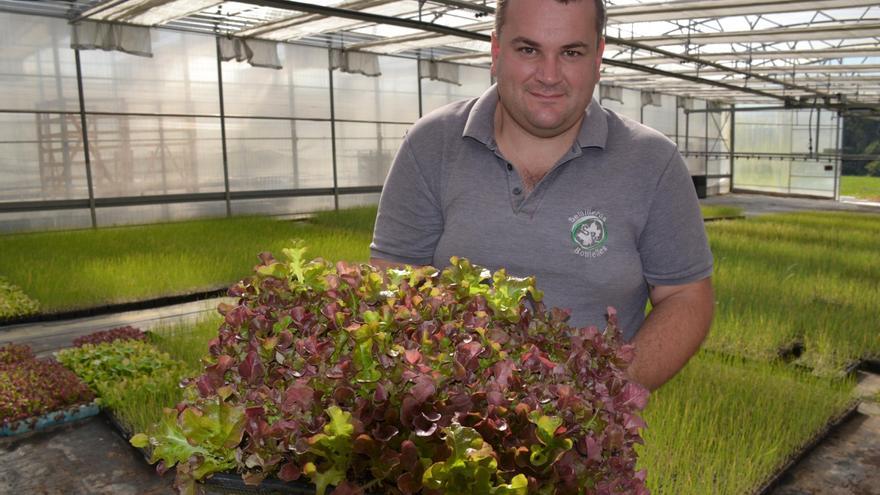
xmin=462 ymin=85 xmax=499 ymax=148
xmin=462 ymin=84 xmax=608 ymax=150
xmin=577 ymin=98 xmax=607 ymax=150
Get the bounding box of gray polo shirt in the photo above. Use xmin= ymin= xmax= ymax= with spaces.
xmin=371 ymin=85 xmax=713 ymax=341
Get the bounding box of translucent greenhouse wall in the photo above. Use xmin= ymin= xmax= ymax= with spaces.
xmin=0 ymin=11 xmax=499 ymax=232
xmin=2 ymin=10 xmax=840 ymax=234
xmin=602 ymin=90 xmax=732 ymax=197
xmin=733 ymin=107 xmax=841 ymax=198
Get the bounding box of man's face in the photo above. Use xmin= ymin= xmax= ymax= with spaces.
xmin=491 ymin=0 xmax=604 ymax=139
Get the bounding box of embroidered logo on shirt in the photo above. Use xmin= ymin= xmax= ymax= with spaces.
xmin=569 ymin=209 xmax=608 ymax=259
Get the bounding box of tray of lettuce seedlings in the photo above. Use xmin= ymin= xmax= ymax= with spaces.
xmin=132 ymin=245 xmax=650 ymax=495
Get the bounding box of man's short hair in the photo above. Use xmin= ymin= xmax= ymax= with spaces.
xmin=494 ymin=0 xmax=606 ymax=43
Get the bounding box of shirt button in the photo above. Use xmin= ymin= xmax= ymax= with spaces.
xmin=507 ymin=163 xmax=513 ymax=171
xmin=512 ymin=187 xmax=522 ymax=195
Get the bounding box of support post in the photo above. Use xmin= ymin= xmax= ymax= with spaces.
xmin=74 ymin=49 xmax=97 ymax=228
xmin=328 ymin=49 xmax=340 ymax=211
xmin=729 ymin=106 xmax=735 ymax=192
xmin=704 ymin=106 xmax=709 ymax=177
xmin=214 ymin=37 xmax=232 ymax=217
xmin=834 ymin=112 xmax=842 ymax=201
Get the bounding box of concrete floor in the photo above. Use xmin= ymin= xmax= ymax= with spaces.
xmin=769 ymin=372 xmax=880 ymax=495
xmin=1 ymin=192 xmax=878 ymax=494
xmin=0 ymin=415 xmax=173 ymax=494
xmin=702 ymin=191 xmax=880 ymax=217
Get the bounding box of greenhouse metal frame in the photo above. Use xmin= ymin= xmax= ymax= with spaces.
xmin=0 ymin=0 xmax=878 ymax=232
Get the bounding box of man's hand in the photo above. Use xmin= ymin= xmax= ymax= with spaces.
xmin=626 ymin=277 xmax=714 ymax=391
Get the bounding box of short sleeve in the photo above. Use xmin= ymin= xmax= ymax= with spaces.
xmin=370 ymin=137 xmax=444 ymax=265
xmin=639 ymin=147 xmax=714 ymax=286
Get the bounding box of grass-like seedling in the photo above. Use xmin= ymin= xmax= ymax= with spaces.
xmin=840 ymin=175 xmax=880 ymax=202
xmin=700 ymin=205 xmax=743 ymax=219
xmin=309 ymin=205 xmax=378 ymax=233
xmin=57 ymin=339 xmax=190 ymax=436
xmin=96 ymin=316 xmax=223 ymax=436
xmin=148 ymin=315 xmax=224 ymax=372
xmin=706 ymin=211 xmax=880 ymax=374
xmin=636 ymin=351 xmax=855 ymax=494
xmin=0 ymin=211 xmax=373 ymax=315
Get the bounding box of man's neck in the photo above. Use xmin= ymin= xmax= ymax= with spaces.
xmin=493 ymin=103 xmax=583 ymax=191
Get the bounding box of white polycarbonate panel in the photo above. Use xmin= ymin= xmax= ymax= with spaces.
xmin=334 ymin=122 xmax=407 ymax=187
xmin=706 ymin=177 xmax=731 ymax=195
xmin=225 ymin=119 xmax=334 ymax=190
xmin=0 ymin=13 xmax=79 ymax=112
xmin=421 ymin=63 xmax=490 ymax=114
xmin=640 ymin=93 xmax=677 ymax=138
xmin=736 ymin=109 xmax=797 ymax=153
xmin=599 ymin=86 xmax=640 ymax=121
xmin=222 ymin=43 xmax=330 ymax=119
xmin=734 ymin=157 xmax=791 ymax=193
xmin=85 ymin=115 xmax=225 ymax=198
xmin=0 ymin=209 xmax=93 ymax=234
xmin=333 ymin=55 xmax=418 ymax=122
xmin=79 ymin=29 xmax=219 ymax=115
xmin=231 ymin=196 xmax=336 ymax=216
xmin=337 ymin=192 xmax=381 ymax=210
xmin=790 ymin=159 xmax=836 ymax=197
xmin=95 ymin=201 xmax=228 ymax=228
xmin=0 ymin=112 xmax=88 ymax=202
xmin=682 ymin=154 xmax=706 ymax=176
xmin=707 ymin=157 xmax=729 ymax=177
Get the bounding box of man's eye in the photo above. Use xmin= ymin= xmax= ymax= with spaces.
xmin=518 ymin=47 xmax=536 ymax=55
xmin=564 ymin=50 xmax=583 ymax=57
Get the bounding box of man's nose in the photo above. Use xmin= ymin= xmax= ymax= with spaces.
xmin=536 ymin=55 xmax=562 ymax=85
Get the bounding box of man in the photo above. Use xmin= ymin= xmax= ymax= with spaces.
xmin=370 ymin=0 xmax=714 ymax=391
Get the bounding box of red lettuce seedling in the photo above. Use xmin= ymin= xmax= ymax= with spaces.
xmin=1 ymin=350 xmax=95 ymax=427
xmin=0 ymin=342 xmax=35 ymax=365
xmin=73 ymin=325 xmax=147 ymax=347
xmin=134 ymin=246 xmax=650 ymax=495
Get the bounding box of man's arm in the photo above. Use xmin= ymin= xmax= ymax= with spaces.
xmin=626 ymin=277 xmax=714 ymax=391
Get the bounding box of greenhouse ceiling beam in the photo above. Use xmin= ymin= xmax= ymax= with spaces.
xmin=276 ymin=0 xmax=832 ymax=104
xmin=605 ymin=35 xmax=834 ymax=101
xmin=239 ymin=0 xmax=493 ymax=41
xmin=427 ymin=0 xmax=494 ymax=15
xmin=601 ymin=64 xmax=880 ymax=79
xmin=605 ymin=0 xmax=879 ymax=25
xmin=630 ymin=22 xmax=880 ymax=46
xmin=617 ymin=47 xmax=880 ymax=64
xmin=109 ymin=0 xmax=853 ymax=107
xmin=601 ymin=58 xmax=790 ymax=103
xmin=622 ymin=84 xmax=880 ymax=111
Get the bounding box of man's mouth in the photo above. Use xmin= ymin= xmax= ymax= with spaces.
xmin=528 ymin=90 xmax=565 ymax=100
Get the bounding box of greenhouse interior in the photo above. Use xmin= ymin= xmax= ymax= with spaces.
xmin=0 ymin=0 xmax=879 ymax=494
xmin=1 ymin=0 xmax=878 ymax=232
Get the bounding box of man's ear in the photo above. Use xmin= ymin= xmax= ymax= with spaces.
xmin=595 ymin=36 xmax=605 ymax=73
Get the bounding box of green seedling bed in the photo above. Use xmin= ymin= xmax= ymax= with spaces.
xmin=754 ymin=401 xmax=861 ymax=495
xmin=0 ymin=287 xmax=228 ymax=328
